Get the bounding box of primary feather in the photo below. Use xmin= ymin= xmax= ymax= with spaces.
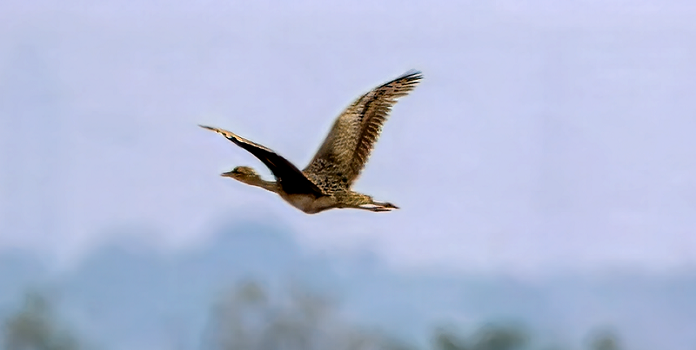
xmin=304 ymin=70 xmax=423 ymax=188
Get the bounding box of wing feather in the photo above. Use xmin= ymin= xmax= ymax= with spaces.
xmin=303 ymin=70 xmax=422 ymax=188
xmin=200 ymin=125 xmax=325 ymax=195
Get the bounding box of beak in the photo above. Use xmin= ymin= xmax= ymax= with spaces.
xmin=221 ymin=171 xmax=235 ymax=177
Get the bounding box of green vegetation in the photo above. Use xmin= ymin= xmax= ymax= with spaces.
xmin=1 ymin=282 xmax=623 ymax=350
xmin=202 ymin=280 xmax=408 ymax=350
xmin=2 ymin=291 xmax=83 ymax=350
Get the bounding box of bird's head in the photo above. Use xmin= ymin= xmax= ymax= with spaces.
xmin=221 ymin=166 xmax=262 ymax=184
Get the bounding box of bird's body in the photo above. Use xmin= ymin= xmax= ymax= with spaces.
xmin=200 ymin=70 xmax=422 ymax=214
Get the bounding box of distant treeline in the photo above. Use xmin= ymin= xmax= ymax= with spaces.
xmin=1 ymin=281 xmax=622 ymax=350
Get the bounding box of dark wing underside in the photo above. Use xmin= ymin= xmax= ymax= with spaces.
xmin=200 ymin=125 xmax=325 ymax=196
xmin=303 ymin=69 xmax=423 ymax=189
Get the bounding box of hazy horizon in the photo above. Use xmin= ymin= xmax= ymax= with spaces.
xmin=1 ymin=2 xmax=696 ymax=348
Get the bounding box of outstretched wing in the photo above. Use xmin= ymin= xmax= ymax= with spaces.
xmin=303 ymin=70 xmax=422 ymax=187
xmin=200 ymin=125 xmax=326 ymax=196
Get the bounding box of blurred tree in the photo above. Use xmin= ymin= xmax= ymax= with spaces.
xmin=203 ymin=279 xmax=412 ymax=350
xmin=588 ymin=329 xmax=621 ymax=350
xmin=471 ymin=324 xmax=528 ymax=350
xmin=433 ymin=324 xmax=529 ymax=350
xmin=433 ymin=327 xmax=468 ymax=350
xmin=2 ymin=291 xmax=81 ymax=350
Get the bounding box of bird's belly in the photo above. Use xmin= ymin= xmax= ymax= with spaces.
xmin=281 ymin=193 xmax=336 ymax=214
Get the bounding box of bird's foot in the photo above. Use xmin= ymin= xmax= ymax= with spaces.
xmin=359 ymin=202 xmax=399 ymax=212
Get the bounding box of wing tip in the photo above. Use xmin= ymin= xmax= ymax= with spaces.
xmin=199 ymin=124 xmax=232 ymax=139
xmin=400 ymin=69 xmax=423 ymax=81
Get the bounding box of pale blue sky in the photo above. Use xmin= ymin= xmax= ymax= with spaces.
xmin=1 ymin=0 xmax=696 ymax=275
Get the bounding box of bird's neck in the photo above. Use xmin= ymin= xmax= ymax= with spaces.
xmin=245 ymin=178 xmax=279 ymax=193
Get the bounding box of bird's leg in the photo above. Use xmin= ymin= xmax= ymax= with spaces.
xmin=357 ymin=201 xmax=399 ymax=212
xmin=340 ymin=192 xmax=399 ymax=212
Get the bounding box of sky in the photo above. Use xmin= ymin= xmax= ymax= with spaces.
xmin=1 ymin=0 xmax=696 ymax=276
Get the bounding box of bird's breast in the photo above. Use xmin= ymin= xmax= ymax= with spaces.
xmin=280 ymin=193 xmax=336 ymax=214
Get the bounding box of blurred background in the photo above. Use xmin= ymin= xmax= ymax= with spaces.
xmin=1 ymin=1 xmax=696 ymax=349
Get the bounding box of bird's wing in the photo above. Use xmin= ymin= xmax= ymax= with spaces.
xmin=200 ymin=125 xmax=326 ymax=196
xmin=303 ymin=70 xmax=422 ymax=187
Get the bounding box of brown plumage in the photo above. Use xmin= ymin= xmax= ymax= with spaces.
xmin=200 ymin=69 xmax=423 ymax=214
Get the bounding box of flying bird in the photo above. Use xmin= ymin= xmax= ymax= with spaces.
xmin=200 ymin=69 xmax=422 ymax=214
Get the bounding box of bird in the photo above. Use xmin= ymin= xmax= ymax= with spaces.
xmin=200 ymin=69 xmax=422 ymax=214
